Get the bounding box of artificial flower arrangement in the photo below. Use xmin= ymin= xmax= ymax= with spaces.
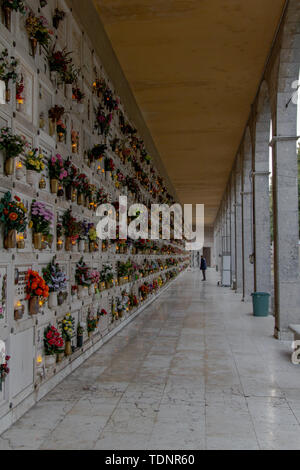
xmin=56 ymin=120 xmax=66 ymax=142
xmin=52 ymin=7 xmax=65 ymax=29
xmin=48 ymin=105 xmax=65 ymax=123
xmin=63 ymin=158 xmax=78 ymax=200
xmin=0 ymin=49 xmax=19 ymax=101
xmin=87 ymin=313 xmax=98 ymax=336
xmin=95 ymin=105 xmax=112 ymax=136
xmin=44 ymin=325 xmax=64 ymax=357
xmin=25 ymin=269 xmax=49 ymax=315
xmin=78 ymin=220 xmax=93 ymax=251
xmin=88 ymin=226 xmax=98 ymax=252
xmin=48 ymin=154 xmax=67 ymax=194
xmin=103 ymin=86 xmax=119 ymax=112
xmin=128 ymin=293 xmax=138 ymax=309
xmin=25 ymin=13 xmax=53 ymax=56
xmin=139 ymin=283 xmax=150 ymax=300
xmin=72 ymin=86 xmax=85 ymax=103
xmin=0 ymin=192 xmax=27 ymax=249
xmin=0 ymin=355 xmax=10 ymax=391
xmin=100 ymin=264 xmax=114 ymax=289
xmin=29 ymin=201 xmax=54 ymax=250
xmin=62 ymin=209 xmax=81 ymax=251
xmin=63 ymin=63 xmax=80 ymax=85
xmin=104 ymin=157 xmax=115 ymax=172
xmin=75 ymin=258 xmax=91 ymax=298
xmin=62 ymin=313 xmax=74 ymax=355
xmin=42 ymin=257 xmax=67 ymax=309
xmin=25 ymin=148 xmax=45 ymax=173
xmin=2 ymin=0 xmax=25 ymax=30
xmin=73 ymin=173 xmax=88 ymax=205
xmin=0 ymin=127 xmax=27 ymax=175
xmin=92 ymin=76 xmax=107 ymax=98
xmin=88 ymin=144 xmax=106 ymax=164
xmin=97 ymin=308 xmax=108 ymax=320
xmin=47 ymin=46 xmax=72 ymax=76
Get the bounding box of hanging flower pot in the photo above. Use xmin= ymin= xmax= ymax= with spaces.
xmin=29 ymin=296 xmax=40 ymax=315
xmin=48 ymin=291 xmax=58 ymax=310
xmin=65 ymin=236 xmax=71 ymax=251
xmin=4 ymin=156 xmax=14 ymax=176
xmin=77 ymin=193 xmax=85 ymax=206
xmin=3 ymin=6 xmax=11 ymax=30
xmin=50 ymin=179 xmax=59 ymax=194
xmin=30 ymin=37 xmax=38 ymax=58
xmin=4 ymin=229 xmax=16 ymax=249
xmin=65 ymin=341 xmax=72 ymax=356
xmin=45 ymin=355 xmax=56 ymax=368
xmin=33 ymin=232 xmax=43 ymax=250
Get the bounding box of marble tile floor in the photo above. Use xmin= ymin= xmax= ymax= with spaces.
xmin=1 ymin=269 xmax=300 ymax=450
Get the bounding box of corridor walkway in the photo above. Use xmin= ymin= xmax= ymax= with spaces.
xmin=1 ymin=269 xmax=300 ymax=450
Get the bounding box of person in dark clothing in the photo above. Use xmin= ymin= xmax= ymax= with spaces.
xmin=200 ymin=255 xmax=207 ymax=281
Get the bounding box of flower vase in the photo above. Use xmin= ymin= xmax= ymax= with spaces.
xmin=3 ymin=6 xmax=11 ymax=30
xmin=30 ymin=37 xmax=38 ymax=58
xmin=45 ymin=355 xmax=56 ymax=368
xmin=57 ymin=291 xmax=64 ymax=306
xmin=65 ymin=83 xmax=73 ymax=100
xmin=4 ymin=156 xmax=14 ymax=176
xmin=50 ymin=179 xmax=59 ymax=194
xmin=77 ymin=193 xmax=85 ymax=206
xmin=77 ymin=285 xmax=84 ymax=299
xmin=77 ymin=335 xmax=83 ymax=348
xmin=56 ymin=352 xmax=64 ymax=363
xmin=65 ymin=185 xmax=73 ymax=201
xmin=65 ymin=237 xmax=71 ymax=251
xmin=49 ymin=118 xmax=56 ymax=136
xmin=33 ymin=233 xmax=43 ymax=250
xmin=29 ymin=296 xmax=40 ymax=315
xmin=79 ymin=240 xmax=85 ymax=252
xmin=26 ymin=169 xmax=39 ymax=186
xmin=65 ymin=341 xmax=72 ymax=356
xmin=48 ymin=292 xmax=58 ymax=310
xmin=4 ymin=229 xmax=16 ymax=249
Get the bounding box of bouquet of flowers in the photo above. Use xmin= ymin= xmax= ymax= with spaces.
xmin=25 ymin=148 xmax=45 ymax=172
xmin=75 ymin=257 xmax=91 ymax=287
xmin=63 ymin=64 xmax=80 ymax=85
xmin=44 ymin=325 xmax=64 ymax=356
xmin=74 ymin=173 xmax=88 ymax=195
xmin=103 ymin=87 xmax=119 ymax=112
xmin=0 ymin=192 xmax=27 ymax=237
xmin=48 ymin=154 xmax=67 ymax=181
xmin=25 ymin=13 xmax=53 ymax=48
xmin=95 ymin=105 xmax=112 ymax=136
xmin=0 ymin=127 xmax=27 ymax=159
xmin=56 ymin=120 xmax=66 ymax=138
xmin=16 ymin=76 xmax=24 ymax=102
xmin=62 ymin=209 xmax=81 ymax=242
xmin=52 ymin=8 xmax=65 ymax=29
xmin=0 ymin=49 xmax=19 ymax=86
xmin=25 ymin=269 xmax=49 ymax=300
xmin=88 ymin=144 xmax=106 ymax=163
xmin=0 ymin=355 xmax=10 ymax=388
xmin=87 ymin=316 xmax=98 ymax=333
xmin=47 ymin=46 xmax=72 ymax=73
xmin=92 ymin=77 xmax=107 ymax=97
xmin=43 ymin=258 xmax=67 ymax=293
xmin=104 ymin=157 xmax=115 ymax=172
xmin=97 ymin=308 xmax=108 ymax=318
xmin=2 ymin=0 xmax=25 ymax=13
xmin=30 ymin=201 xmax=54 ymax=235
xmin=48 ymin=105 xmax=65 ymax=121
xmin=100 ymin=264 xmax=114 ymax=284
xmin=88 ymin=270 xmax=100 ymax=285
xmin=62 ymin=313 xmax=74 ymax=342
xmin=72 ymin=87 xmax=85 ymax=103
xmin=79 ymin=220 xmax=93 ymax=241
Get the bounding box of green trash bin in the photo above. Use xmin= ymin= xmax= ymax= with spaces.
xmin=251 ymin=292 xmax=270 ymax=317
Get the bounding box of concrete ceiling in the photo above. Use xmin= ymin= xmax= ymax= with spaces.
xmin=94 ymin=0 xmax=285 ymax=225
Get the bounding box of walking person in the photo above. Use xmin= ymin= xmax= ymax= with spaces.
xmin=200 ymin=255 xmax=207 ymax=281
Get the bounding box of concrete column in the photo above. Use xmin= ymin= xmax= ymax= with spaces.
xmin=253 ymin=118 xmax=271 ymax=295
xmin=242 ymin=138 xmax=254 ymax=299
xmin=230 ymin=174 xmax=236 ymax=286
xmin=235 ymin=162 xmax=243 ymax=293
xmin=272 ymin=2 xmax=300 ymax=339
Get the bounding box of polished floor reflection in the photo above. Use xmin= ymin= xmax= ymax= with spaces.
xmin=1 ymin=269 xmax=299 ymax=450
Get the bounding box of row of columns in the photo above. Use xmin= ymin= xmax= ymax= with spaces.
xmin=213 ymin=0 xmax=300 ymax=339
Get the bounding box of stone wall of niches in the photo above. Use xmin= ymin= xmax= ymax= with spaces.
xmin=0 ymin=0 xmax=189 ymax=430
